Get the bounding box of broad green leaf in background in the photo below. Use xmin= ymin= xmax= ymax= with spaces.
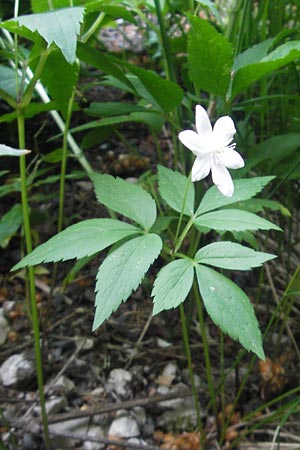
xmin=31 ymin=0 xmax=73 ymax=12
xmin=125 ymin=66 xmax=184 ymax=113
xmin=85 ymin=102 xmax=148 ymax=117
xmin=195 ymin=209 xmax=281 ymax=232
xmin=93 ymin=233 xmax=162 ymax=330
xmin=195 ymin=241 xmax=276 ymax=270
xmin=157 ymin=165 xmax=194 ymax=216
xmin=233 ymin=198 xmax=290 ymax=217
xmin=10 ymin=7 xmax=85 ymax=64
xmin=231 ymin=41 xmax=300 ymax=99
xmin=39 ymin=49 xmax=79 ymax=116
xmin=232 ymin=39 xmax=274 ymax=72
xmin=0 ymin=144 xmax=30 ymax=156
xmin=0 ymin=204 xmax=23 ymax=245
xmin=196 ymin=177 xmax=275 ymax=216
xmin=187 ymin=15 xmax=233 ymax=97
xmin=77 ymin=43 xmax=131 ymax=87
xmin=152 ymin=258 xmax=194 ymax=315
xmin=12 ymin=219 xmax=141 ymax=270
xmin=195 ymin=0 xmax=223 ymax=24
xmin=91 ymin=173 xmax=157 ymax=230
xmin=70 ymin=112 xmax=164 ymax=134
xmin=196 ymin=264 xmax=265 ymax=359
xmin=0 ymin=102 xmax=57 ymax=124
xmin=0 ymin=66 xmax=24 ymax=100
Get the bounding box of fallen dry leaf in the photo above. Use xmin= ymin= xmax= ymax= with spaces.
xmin=154 ymin=430 xmax=202 ymax=450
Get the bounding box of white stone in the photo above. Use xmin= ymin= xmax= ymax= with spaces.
xmin=54 ymin=375 xmax=75 ymax=393
xmin=49 ymin=417 xmax=90 ymax=448
xmin=83 ymin=425 xmax=105 ymax=450
xmin=0 ymin=308 xmax=9 ymax=345
xmin=106 ymin=368 xmax=132 ymax=397
xmin=162 ymin=362 xmax=178 ymax=378
xmin=133 ymin=406 xmax=146 ymax=426
xmin=34 ymin=396 xmax=68 ymax=415
xmin=108 ymin=414 xmax=140 ymax=438
xmin=0 ymin=353 xmax=34 ymax=387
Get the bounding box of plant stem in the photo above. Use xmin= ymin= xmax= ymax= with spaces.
xmin=17 ymin=111 xmax=51 ymax=450
xmin=193 ymin=282 xmax=218 ymax=420
xmin=179 ymin=304 xmax=204 ymax=442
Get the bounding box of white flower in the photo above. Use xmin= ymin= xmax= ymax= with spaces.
xmin=178 ymin=105 xmax=244 ymax=197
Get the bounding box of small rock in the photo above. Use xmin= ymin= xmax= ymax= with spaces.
xmin=0 ymin=308 xmax=9 ymax=345
xmin=75 ymin=337 xmax=94 ymax=351
xmin=108 ymin=412 xmax=140 ymax=438
xmin=162 ymin=362 xmax=178 ymax=378
xmin=126 ymin=437 xmax=148 ymax=449
xmin=34 ymin=396 xmax=68 ymax=415
xmin=133 ymin=406 xmax=146 ymax=426
xmin=106 ymin=368 xmax=132 ymax=397
xmin=54 ymin=375 xmax=75 ymax=393
xmin=0 ymin=353 xmax=35 ymax=387
xmin=49 ymin=417 xmax=90 ymax=448
xmin=83 ymin=425 xmax=105 ymax=450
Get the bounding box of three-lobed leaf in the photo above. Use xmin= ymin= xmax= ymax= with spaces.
xmin=93 ymin=233 xmax=162 ymax=330
xmin=91 ymin=173 xmax=157 ymax=230
xmin=12 ymin=219 xmax=141 ymax=270
xmin=194 ymin=209 xmax=281 ymax=232
xmin=195 ymin=177 xmax=275 ymax=216
xmin=157 ymin=165 xmax=194 ymax=216
xmin=195 ymin=264 xmax=265 ymax=359
xmin=195 ymin=241 xmax=276 ymax=270
xmin=152 ymin=259 xmax=194 ymax=315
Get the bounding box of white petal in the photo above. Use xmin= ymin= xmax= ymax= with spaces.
xmin=212 ymin=116 xmax=236 ymax=147
xmin=220 ymin=147 xmax=244 ymax=169
xmin=191 ymin=155 xmax=211 ymax=181
xmin=211 ymin=160 xmax=234 ymax=197
xmin=178 ymin=130 xmax=209 ymax=156
xmin=195 ymin=105 xmax=213 ymax=139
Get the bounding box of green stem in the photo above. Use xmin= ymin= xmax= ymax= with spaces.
xmin=179 ymin=304 xmax=204 ymax=442
xmin=194 ymin=282 xmax=218 ymax=420
xmin=22 ymin=47 xmax=52 ymax=108
xmin=81 ymin=12 xmax=106 ymax=43
xmin=174 ymin=216 xmax=194 ymax=253
xmin=17 ymin=112 xmax=51 ymax=450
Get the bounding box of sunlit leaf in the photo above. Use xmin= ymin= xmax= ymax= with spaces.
xmin=195 ymin=241 xmax=276 ymax=270
xmin=12 ymin=219 xmax=140 ymax=270
xmin=152 ymin=259 xmax=194 ymax=314
xmin=196 ymin=264 xmax=265 ymax=359
xmin=93 ymin=233 xmax=162 ymax=330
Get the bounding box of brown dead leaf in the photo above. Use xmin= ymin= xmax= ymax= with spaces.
xmin=154 ymin=430 xmax=202 ymax=450
xmin=258 ymin=357 xmax=286 ymax=396
xmin=155 ymin=374 xmax=176 ymax=386
xmin=107 ymin=434 xmax=124 ymax=450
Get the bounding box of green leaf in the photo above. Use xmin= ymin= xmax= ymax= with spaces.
xmin=234 ymin=198 xmax=291 ymax=217
xmin=152 ymin=259 xmax=194 ymax=314
xmin=0 ymin=144 xmax=30 ymax=157
xmin=196 ymin=177 xmax=275 ymax=216
xmin=85 ymin=102 xmax=147 ymax=117
xmin=195 ymin=209 xmax=281 ymax=232
xmin=0 ymin=102 xmax=57 ymax=123
xmin=77 ymin=42 xmax=131 ymax=87
xmin=93 ymin=233 xmax=162 ymax=330
xmin=157 ymin=165 xmax=194 ymax=216
xmin=0 ymin=204 xmax=23 ymax=244
xmin=187 ymin=15 xmax=233 ymax=96
xmin=231 ymin=41 xmax=300 ymax=99
xmin=195 ymin=264 xmax=264 ymax=359
xmin=232 ymin=39 xmax=274 ymax=72
xmin=11 ymin=7 xmax=85 ymax=64
xmin=91 ymin=173 xmax=157 ymax=230
xmin=150 ymin=216 xmax=174 ymax=233
xmin=31 ymin=0 xmax=72 ymax=12
xmin=0 ymin=66 xmax=24 ymax=100
xmin=39 ymin=49 xmax=79 ymax=116
xmin=125 ymin=66 xmax=184 ymax=113
xmin=12 ymin=219 xmax=140 ymax=270
xmin=195 ymin=241 xmax=276 ymax=271
xmin=70 ymin=111 xmax=164 ymax=133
